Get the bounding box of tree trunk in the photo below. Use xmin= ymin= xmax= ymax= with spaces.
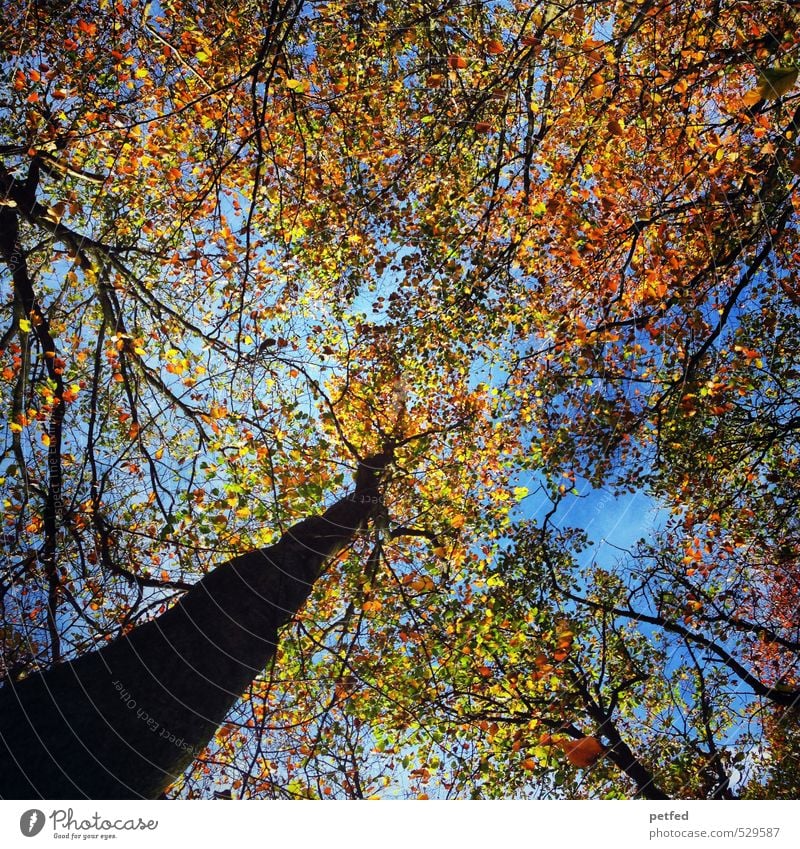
xmin=0 ymin=454 xmax=390 ymax=799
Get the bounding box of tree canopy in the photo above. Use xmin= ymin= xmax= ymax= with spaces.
xmin=1 ymin=0 xmax=799 ymax=799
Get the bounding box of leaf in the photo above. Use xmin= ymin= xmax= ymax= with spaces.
xmin=608 ymin=118 xmax=625 ymax=137
xmin=513 ymin=486 xmax=529 ymax=501
xmin=756 ymin=67 xmax=799 ymax=100
xmin=741 ymin=88 xmax=763 ymax=106
xmin=447 ymin=55 xmax=468 ymax=70
xmin=19 ymin=319 xmax=31 ymax=332
xmin=561 ymin=737 xmax=605 ymax=768
xmin=45 ymin=201 xmax=66 ymax=222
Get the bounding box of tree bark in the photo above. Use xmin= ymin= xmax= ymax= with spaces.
xmin=0 ymin=454 xmax=390 ymax=799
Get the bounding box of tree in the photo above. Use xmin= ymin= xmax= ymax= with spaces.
xmin=0 ymin=451 xmax=391 ymax=798
xmin=1 ymin=0 xmax=799 ymax=799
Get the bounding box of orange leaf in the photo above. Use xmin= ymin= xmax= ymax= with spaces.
xmin=608 ymin=118 xmax=625 ymax=137
xmin=539 ymin=732 xmax=568 ymax=747
xmin=742 ymin=88 xmax=762 ymax=106
xmin=447 ymin=55 xmax=468 ymax=70
xmin=561 ymin=737 xmax=605 ymax=768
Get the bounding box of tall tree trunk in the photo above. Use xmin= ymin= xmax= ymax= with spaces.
xmin=0 ymin=454 xmax=390 ymax=799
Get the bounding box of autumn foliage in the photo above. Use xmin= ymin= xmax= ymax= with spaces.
xmin=1 ymin=0 xmax=799 ymax=799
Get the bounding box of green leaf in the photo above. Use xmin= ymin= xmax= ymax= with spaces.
xmin=757 ymin=66 xmax=799 ymax=100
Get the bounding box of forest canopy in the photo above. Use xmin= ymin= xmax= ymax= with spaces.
xmin=1 ymin=0 xmax=799 ymax=799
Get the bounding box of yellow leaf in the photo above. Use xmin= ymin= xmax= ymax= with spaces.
xmin=41 ymin=433 xmax=50 ymax=447
xmin=134 ymin=67 xmax=149 ymax=79
xmin=19 ymin=318 xmax=31 ymax=332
